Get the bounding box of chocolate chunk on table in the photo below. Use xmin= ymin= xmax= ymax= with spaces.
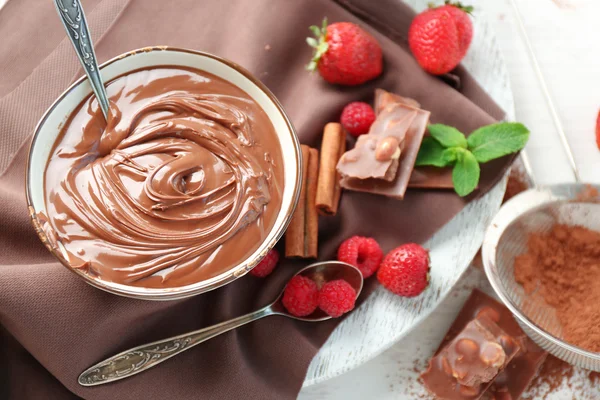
xmin=421 ymin=315 xmax=520 ymax=400
xmin=434 ymin=290 xmax=548 ymax=400
xmin=408 ymin=166 xmax=454 ymax=189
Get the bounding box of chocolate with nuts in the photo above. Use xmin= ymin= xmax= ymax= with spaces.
xmin=336 ymin=96 xmax=430 ymax=199
xmin=421 ymin=315 xmax=520 ymax=400
xmin=432 ymin=289 xmax=548 ymax=400
xmin=337 ymin=105 xmax=416 ymax=181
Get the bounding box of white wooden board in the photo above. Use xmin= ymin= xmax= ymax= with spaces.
xmin=303 ymin=0 xmax=515 ymax=386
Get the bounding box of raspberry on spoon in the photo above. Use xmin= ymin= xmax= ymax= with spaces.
xmin=318 ymin=279 xmax=357 ymax=317
xmin=282 ymin=275 xmax=319 ymax=317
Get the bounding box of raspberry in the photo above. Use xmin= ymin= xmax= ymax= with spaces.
xmin=249 ymin=249 xmax=279 ymax=277
xmin=282 ymin=275 xmax=319 ymax=317
xmin=340 ymin=102 xmax=376 ymax=137
xmin=337 ymin=236 xmax=383 ymax=278
xmin=318 ymin=279 xmax=357 ymax=318
xmin=377 ymin=243 xmax=430 ymax=297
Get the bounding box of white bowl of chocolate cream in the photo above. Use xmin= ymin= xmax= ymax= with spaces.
xmin=26 ymin=47 xmax=301 ymax=300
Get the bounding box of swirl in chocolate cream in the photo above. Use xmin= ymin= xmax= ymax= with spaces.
xmin=44 ymin=67 xmax=283 ymax=288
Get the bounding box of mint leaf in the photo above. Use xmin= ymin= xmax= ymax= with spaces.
xmin=442 ymin=147 xmax=460 ymax=164
xmin=416 ymin=137 xmax=450 ymax=167
xmin=428 ymin=124 xmax=468 ymax=149
xmin=452 ymin=150 xmax=480 ymax=197
xmin=467 ymin=122 xmax=530 ymax=163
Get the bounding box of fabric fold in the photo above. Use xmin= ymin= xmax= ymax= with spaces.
xmin=0 ymin=0 xmax=512 ymax=399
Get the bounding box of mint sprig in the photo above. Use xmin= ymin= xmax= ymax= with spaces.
xmin=467 ymin=123 xmax=530 ymax=163
xmin=428 ymin=124 xmax=467 ymax=149
xmin=452 ymin=148 xmax=480 ymax=197
xmin=416 ymin=122 xmax=530 ymax=197
xmin=416 ymin=137 xmax=448 ymax=167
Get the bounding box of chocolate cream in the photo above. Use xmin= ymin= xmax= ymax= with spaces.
xmin=43 ymin=66 xmax=284 ymax=288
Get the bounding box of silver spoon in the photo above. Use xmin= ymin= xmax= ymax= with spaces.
xmin=78 ymin=261 xmax=364 ymax=386
xmin=54 ymin=0 xmax=110 ymax=120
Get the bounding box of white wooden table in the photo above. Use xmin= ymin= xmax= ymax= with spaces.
xmin=299 ymin=0 xmax=600 ymax=398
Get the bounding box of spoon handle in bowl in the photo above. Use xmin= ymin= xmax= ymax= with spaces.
xmin=53 ymin=0 xmax=110 ymax=120
xmin=78 ymin=305 xmax=276 ymax=386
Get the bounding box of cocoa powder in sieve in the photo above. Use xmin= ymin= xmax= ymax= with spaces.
xmin=514 ymin=224 xmax=600 ymax=352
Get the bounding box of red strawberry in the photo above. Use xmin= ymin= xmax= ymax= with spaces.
xmin=377 ymin=243 xmax=430 ymax=297
xmin=596 ymin=109 xmax=600 ymax=150
xmin=307 ymin=18 xmax=383 ymax=86
xmin=408 ymin=2 xmax=473 ymax=75
xmin=440 ymin=2 xmax=474 ymax=57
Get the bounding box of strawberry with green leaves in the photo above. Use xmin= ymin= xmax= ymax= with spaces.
xmin=306 ymin=18 xmax=383 ymax=86
xmin=409 ymin=1 xmax=474 ymax=75
xmin=441 ymin=2 xmax=474 ymax=58
xmin=416 ymin=122 xmax=530 ymax=196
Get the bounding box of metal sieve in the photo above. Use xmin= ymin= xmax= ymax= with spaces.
xmin=482 ymin=0 xmax=600 ymax=371
xmin=482 ymin=184 xmax=600 ymax=370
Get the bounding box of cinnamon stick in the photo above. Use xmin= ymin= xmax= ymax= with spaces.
xmin=316 ymin=123 xmax=346 ymax=216
xmin=305 ymin=147 xmax=319 ymax=258
xmin=285 ymin=145 xmax=319 ymax=258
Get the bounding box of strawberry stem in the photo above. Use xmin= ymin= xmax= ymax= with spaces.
xmin=305 ymin=17 xmax=329 ymax=72
xmin=444 ymin=0 xmax=474 ymax=14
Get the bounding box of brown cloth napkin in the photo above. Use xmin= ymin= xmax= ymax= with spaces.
xmin=0 ymin=0 xmax=510 ymax=398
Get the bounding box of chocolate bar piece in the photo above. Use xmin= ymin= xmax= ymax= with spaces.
xmin=421 ymin=315 xmax=520 ymax=400
xmin=434 ymin=290 xmax=548 ymax=400
xmin=337 ymin=105 xmax=416 ymax=181
xmin=408 ymin=166 xmax=454 ymax=189
xmin=375 ymin=89 xmax=455 ymax=192
xmin=374 ymin=88 xmax=421 ymax=114
xmin=337 ymin=103 xmax=430 ymax=199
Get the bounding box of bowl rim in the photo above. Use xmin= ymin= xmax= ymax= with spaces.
xmin=482 ymin=183 xmax=600 ymax=361
xmin=25 ymin=46 xmax=302 ymax=301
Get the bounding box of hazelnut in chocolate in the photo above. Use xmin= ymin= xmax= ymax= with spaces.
xmin=421 ymin=316 xmax=520 ymax=400
xmin=428 ymin=289 xmax=548 ymax=400
xmin=43 ymin=67 xmax=284 ymax=288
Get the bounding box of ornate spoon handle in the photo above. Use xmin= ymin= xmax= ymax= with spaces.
xmin=54 ymin=0 xmax=110 ymax=120
xmin=78 ymin=305 xmax=276 ymax=386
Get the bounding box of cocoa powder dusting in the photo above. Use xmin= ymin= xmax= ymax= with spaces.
xmin=588 ymin=370 xmax=600 ymax=385
xmin=514 ymin=224 xmax=600 ymax=352
xmin=525 ymin=355 xmax=573 ymax=398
